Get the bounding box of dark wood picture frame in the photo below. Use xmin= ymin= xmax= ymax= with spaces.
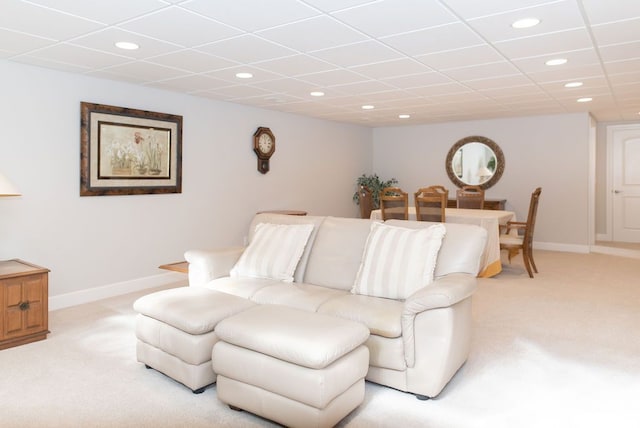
xmin=80 ymin=102 xmax=183 ymax=196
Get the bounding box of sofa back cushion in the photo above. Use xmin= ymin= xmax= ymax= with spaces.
xmin=303 ymin=216 xmax=381 ymax=291
xmin=351 ymin=222 xmax=446 ymax=299
xmin=385 ymin=219 xmax=487 ymax=278
xmin=230 ymin=222 xmax=314 ymax=282
xmin=249 ymin=213 xmax=325 ymax=283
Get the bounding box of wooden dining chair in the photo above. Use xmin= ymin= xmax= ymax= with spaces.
xmin=414 ymin=186 xmax=448 ymax=222
xmin=500 ymin=187 xmax=542 ymax=278
xmin=358 ymin=185 xmax=373 ymax=219
xmin=456 ymin=185 xmax=485 ymax=209
xmin=379 ymin=187 xmax=409 ymax=220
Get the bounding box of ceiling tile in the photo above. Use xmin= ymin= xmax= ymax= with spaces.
xmin=147 ymin=74 xmax=231 ymax=92
xmin=416 ymin=44 xmax=505 ymax=70
xmin=103 ymin=61 xmax=187 ymax=81
xmin=0 ymin=0 xmax=103 ymax=40
xmin=332 ymin=0 xmax=456 ymax=38
xmin=205 ymin=65 xmax=284 ymax=83
xmin=253 ymin=54 xmax=336 ymax=76
xmin=70 ymin=27 xmax=182 ymax=59
xmin=598 ymin=41 xmax=640 ymax=62
xmin=591 ymin=17 xmax=640 ymax=46
xmin=146 ymin=49 xmax=237 ymax=73
xmin=511 ymin=48 xmax=600 ymax=73
xmin=257 ymin=15 xmax=367 ymax=52
xmin=21 ymin=43 xmax=132 ymax=69
xmin=526 ymin=64 xmax=605 ymax=83
xmin=460 ymin=74 xmax=533 ymax=90
xmin=310 ymin=40 xmax=403 ymax=68
xmin=196 ymin=35 xmax=297 ymax=64
xmin=494 ymin=28 xmax=593 ymax=59
xmin=441 ymin=61 xmax=521 ymax=81
xmin=183 ymin=0 xmax=319 ymax=32
xmin=0 ymin=28 xmax=56 ymax=57
xmin=297 ymin=69 xmax=368 ymax=87
xmin=382 ymin=23 xmax=484 ymax=56
xmin=380 ymin=72 xmax=453 ymax=89
xmin=440 ymin=0 xmax=555 ymax=20
xmin=25 ymin=0 xmax=168 ymax=25
xmin=118 ymin=7 xmax=241 ymax=47
xmin=581 ymin=0 xmax=640 ymax=25
xmin=349 ymin=58 xmax=432 ymax=79
xmin=301 ymin=0 xmax=377 ymax=13
xmin=466 ymin=1 xmax=585 ymax=43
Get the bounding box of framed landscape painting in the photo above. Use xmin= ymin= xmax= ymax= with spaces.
xmin=80 ymin=102 xmax=183 ymax=196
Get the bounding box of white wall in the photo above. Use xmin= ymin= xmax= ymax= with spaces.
xmin=0 ymin=61 xmax=372 ymax=306
xmin=372 ymin=113 xmax=592 ymax=248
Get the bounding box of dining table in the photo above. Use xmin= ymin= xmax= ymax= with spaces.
xmin=370 ymin=207 xmax=516 ymax=278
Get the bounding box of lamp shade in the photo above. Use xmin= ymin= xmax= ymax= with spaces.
xmin=0 ymin=172 xmax=21 ymax=196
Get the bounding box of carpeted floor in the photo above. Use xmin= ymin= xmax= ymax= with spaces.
xmin=1 ymin=250 xmax=639 ymax=427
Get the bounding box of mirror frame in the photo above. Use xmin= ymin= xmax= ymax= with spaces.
xmin=445 ymin=135 xmax=505 ymax=190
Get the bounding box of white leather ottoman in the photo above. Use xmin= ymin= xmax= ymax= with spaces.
xmin=212 ymin=305 xmax=370 ymax=428
xmin=133 ymin=287 xmax=255 ymax=393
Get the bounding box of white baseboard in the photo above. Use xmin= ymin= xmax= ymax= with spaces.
xmin=534 ymin=241 xmax=590 ymax=254
xmin=49 ymin=272 xmax=187 ymax=311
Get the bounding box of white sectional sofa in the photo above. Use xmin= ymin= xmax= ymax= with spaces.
xmin=178 ymin=212 xmax=487 ymax=399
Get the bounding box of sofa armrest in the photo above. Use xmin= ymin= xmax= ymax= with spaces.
xmin=184 ymin=247 xmax=245 ymax=287
xmin=401 ymin=273 xmax=477 ymax=367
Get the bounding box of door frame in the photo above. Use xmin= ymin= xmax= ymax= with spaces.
xmin=605 ymin=123 xmax=640 ymax=242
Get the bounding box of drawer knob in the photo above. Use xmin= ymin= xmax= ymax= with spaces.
xmin=19 ymin=301 xmax=30 ymax=311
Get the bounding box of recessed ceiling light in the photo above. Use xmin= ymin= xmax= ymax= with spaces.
xmin=310 ymin=91 xmax=325 ymax=97
xmin=235 ymin=72 xmax=253 ymax=79
xmin=564 ymin=82 xmax=583 ymax=88
xmin=577 ymin=97 xmax=593 ymax=103
xmin=398 ymin=114 xmax=411 ymax=119
xmin=115 ymin=41 xmax=139 ymax=50
xmin=545 ymin=58 xmax=567 ymax=66
xmin=512 ymin=18 xmax=540 ymax=29
xmin=362 ymin=105 xmax=375 ymax=110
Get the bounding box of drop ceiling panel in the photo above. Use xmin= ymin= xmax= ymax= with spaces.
xmin=183 ymin=0 xmax=319 ymax=32
xmin=349 ymin=58 xmax=432 ymax=79
xmin=591 ymin=18 xmax=640 ymax=46
xmin=253 ymin=54 xmax=336 ymax=76
xmin=581 ymin=0 xmax=640 ymax=25
xmin=257 ymin=15 xmax=367 ymax=52
xmin=416 ymin=45 xmax=505 ymax=70
xmin=0 ymin=29 xmax=55 ymax=56
xmin=146 ymin=50 xmax=238 ymax=73
xmin=25 ymin=0 xmax=168 ymax=25
xmin=381 ymin=23 xmax=484 ymax=57
xmin=440 ymin=0 xmax=557 ymax=20
xmin=70 ymin=28 xmax=181 ymax=59
xmin=118 ymin=7 xmax=241 ymax=48
xmin=196 ymin=35 xmax=297 ymax=64
xmin=466 ymin=1 xmax=585 ymax=43
xmin=310 ymin=40 xmax=404 ymax=68
xmin=331 ymin=0 xmax=456 ymax=38
xmin=494 ymin=28 xmax=593 ymax=59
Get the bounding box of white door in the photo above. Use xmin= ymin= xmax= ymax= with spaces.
xmin=610 ymin=124 xmax=640 ymax=243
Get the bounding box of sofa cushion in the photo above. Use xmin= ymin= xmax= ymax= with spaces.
xmin=204 ymin=277 xmax=282 ymax=299
xmin=251 ymin=282 xmax=348 ymax=312
xmin=317 ymin=294 xmax=404 ymax=339
xmin=230 ymin=222 xmax=314 ymax=282
xmin=303 ymin=216 xmax=381 ymax=291
xmin=352 ymin=222 xmax=446 ymax=300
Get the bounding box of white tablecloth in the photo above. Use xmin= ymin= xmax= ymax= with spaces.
xmin=370 ymin=207 xmax=516 ymax=277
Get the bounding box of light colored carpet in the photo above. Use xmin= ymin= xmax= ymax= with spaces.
xmin=1 ymin=250 xmax=639 ymax=428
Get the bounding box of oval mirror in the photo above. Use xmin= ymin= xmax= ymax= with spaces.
xmin=445 ymin=136 xmax=504 ymax=190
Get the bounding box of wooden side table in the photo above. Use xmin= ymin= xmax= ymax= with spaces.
xmin=0 ymin=259 xmax=50 ymax=350
xmin=256 ymin=210 xmax=307 ymax=216
xmin=447 ymin=198 xmax=506 ymax=210
xmin=159 ymin=261 xmax=189 ymax=274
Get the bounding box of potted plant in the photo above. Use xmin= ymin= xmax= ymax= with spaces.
xmin=352 ymin=174 xmax=398 ymax=212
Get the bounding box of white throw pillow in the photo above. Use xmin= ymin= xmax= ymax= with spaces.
xmin=352 ymin=222 xmax=446 ymax=299
xmin=230 ymin=222 xmax=314 ymax=282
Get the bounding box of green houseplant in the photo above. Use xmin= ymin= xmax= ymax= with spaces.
xmin=352 ymin=174 xmax=398 ymax=210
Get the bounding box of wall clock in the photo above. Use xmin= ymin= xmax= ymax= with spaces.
xmin=253 ymin=127 xmax=275 ymax=174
